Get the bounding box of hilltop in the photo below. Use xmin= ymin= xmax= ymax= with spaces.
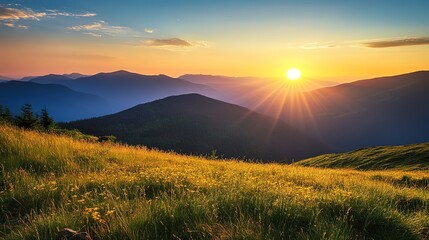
xmin=296 ymin=142 xmax=429 ymax=170
xmin=1 ymin=124 xmax=429 ymax=239
xmin=64 ymin=94 xmax=328 ymax=161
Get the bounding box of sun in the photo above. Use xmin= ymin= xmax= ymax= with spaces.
xmin=286 ymin=68 xmax=301 ymax=81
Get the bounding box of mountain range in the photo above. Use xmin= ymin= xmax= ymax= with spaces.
xmin=179 ymin=74 xmax=339 ymax=111
xmin=32 ymin=70 xmax=217 ymax=113
xmin=0 ymin=81 xmax=108 ymax=121
xmin=279 ymin=71 xmax=429 ymax=151
xmin=2 ymin=69 xmax=428 ymax=158
xmin=64 ymin=94 xmax=329 ymax=161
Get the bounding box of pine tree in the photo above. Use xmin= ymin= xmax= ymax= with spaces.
xmin=15 ymin=104 xmax=39 ymax=129
xmin=0 ymin=104 xmax=3 ymax=121
xmin=0 ymin=104 xmax=13 ymax=123
xmin=3 ymin=107 xmax=13 ymax=123
xmin=40 ymin=108 xmax=54 ymax=131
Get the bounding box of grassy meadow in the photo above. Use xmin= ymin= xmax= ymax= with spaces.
xmin=1 ymin=124 xmax=429 ymax=239
xmin=297 ymin=143 xmax=429 ymax=171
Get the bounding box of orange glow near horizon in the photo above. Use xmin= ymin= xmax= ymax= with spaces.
xmin=0 ymin=35 xmax=428 ymax=82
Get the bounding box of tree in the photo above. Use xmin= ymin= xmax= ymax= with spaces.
xmin=0 ymin=105 xmax=3 ymax=122
xmin=2 ymin=107 xmax=13 ymax=123
xmin=0 ymin=104 xmax=13 ymax=123
xmin=15 ymin=104 xmax=39 ymax=129
xmin=40 ymin=108 xmax=55 ymax=131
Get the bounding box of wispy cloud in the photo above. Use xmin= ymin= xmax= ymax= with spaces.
xmin=364 ymin=37 xmax=429 ymax=48
xmin=286 ymin=37 xmax=429 ymax=50
xmin=300 ymin=42 xmax=337 ymax=49
xmin=0 ymin=5 xmax=46 ymax=21
xmin=67 ymin=21 xmax=103 ymax=31
xmin=84 ymin=32 xmax=102 ymax=38
xmin=145 ymin=38 xmax=192 ymax=47
xmin=3 ymin=22 xmax=28 ymax=29
xmin=0 ymin=5 xmax=95 ymax=29
xmin=67 ymin=20 xmax=130 ymax=37
xmin=45 ymin=9 xmax=96 ymax=17
xmin=144 ymin=28 xmax=154 ymax=33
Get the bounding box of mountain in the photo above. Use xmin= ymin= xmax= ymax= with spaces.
xmin=64 ymin=94 xmax=329 ymax=162
xmin=280 ymin=71 xmax=429 ymax=151
xmin=62 ymin=73 xmax=88 ymax=79
xmin=53 ymin=70 xmax=217 ymax=112
xmin=0 ymin=81 xmax=109 ymax=121
xmin=0 ymin=75 xmax=15 ymax=81
xmin=20 ymin=76 xmax=38 ymax=81
xmin=20 ymin=73 xmax=88 ymax=81
xmin=30 ymin=74 xmax=74 ymax=84
xmin=180 ymin=74 xmax=339 ymax=92
xmin=181 ymin=72 xmax=429 ymax=152
xmin=296 ymin=142 xmax=429 ymax=170
xmin=179 ymin=74 xmax=339 ymax=110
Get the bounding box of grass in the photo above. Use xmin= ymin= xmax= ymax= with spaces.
xmin=296 ymin=143 xmax=429 ymax=171
xmin=1 ymin=124 xmax=429 ymax=239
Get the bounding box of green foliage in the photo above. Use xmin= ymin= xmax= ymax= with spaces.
xmin=0 ymin=104 xmax=13 ymax=123
xmin=40 ymin=108 xmax=55 ymax=131
xmin=98 ymin=135 xmax=116 ymax=143
xmin=296 ymin=143 xmax=429 ymax=170
xmin=14 ymin=103 xmax=39 ymax=129
xmin=52 ymin=128 xmax=99 ymax=142
xmin=1 ymin=124 xmax=429 ymax=239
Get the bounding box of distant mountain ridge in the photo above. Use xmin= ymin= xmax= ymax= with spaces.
xmin=62 ymin=73 xmax=88 ymax=79
xmin=30 ymin=74 xmax=73 ymax=84
xmin=4 ymin=69 xmax=429 ymax=153
xmin=8 ymin=70 xmax=218 ymax=121
xmin=0 ymin=81 xmax=108 ymax=121
xmin=281 ymin=71 xmax=429 ymax=151
xmin=0 ymin=75 xmax=15 ymax=81
xmin=33 ymin=70 xmax=217 ymax=113
xmin=64 ymin=94 xmax=329 ymax=162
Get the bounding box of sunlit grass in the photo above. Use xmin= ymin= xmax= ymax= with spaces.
xmin=1 ymin=124 xmax=429 ymax=239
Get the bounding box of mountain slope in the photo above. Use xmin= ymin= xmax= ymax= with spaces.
xmin=296 ymin=142 xmax=429 ymax=170
xmin=280 ymin=71 xmax=429 ymax=151
xmin=0 ymin=81 xmax=108 ymax=121
xmin=65 ymin=94 xmax=329 ymax=161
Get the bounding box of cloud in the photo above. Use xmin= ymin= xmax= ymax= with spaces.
xmin=45 ymin=10 xmax=96 ymax=17
xmin=0 ymin=5 xmax=96 ymax=30
xmin=194 ymin=41 xmax=210 ymax=48
xmin=67 ymin=21 xmax=130 ymax=37
xmin=3 ymin=22 xmax=28 ymax=29
xmin=145 ymin=38 xmax=192 ymax=47
xmin=67 ymin=21 xmax=103 ymax=31
xmin=0 ymin=5 xmax=46 ymax=21
xmin=285 ymin=41 xmax=340 ymax=50
xmin=144 ymin=28 xmax=154 ymax=33
xmin=364 ymin=37 xmax=429 ymax=48
xmin=84 ymin=32 xmax=102 ymax=37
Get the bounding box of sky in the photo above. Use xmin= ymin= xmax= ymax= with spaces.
xmin=0 ymin=0 xmax=429 ymax=81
